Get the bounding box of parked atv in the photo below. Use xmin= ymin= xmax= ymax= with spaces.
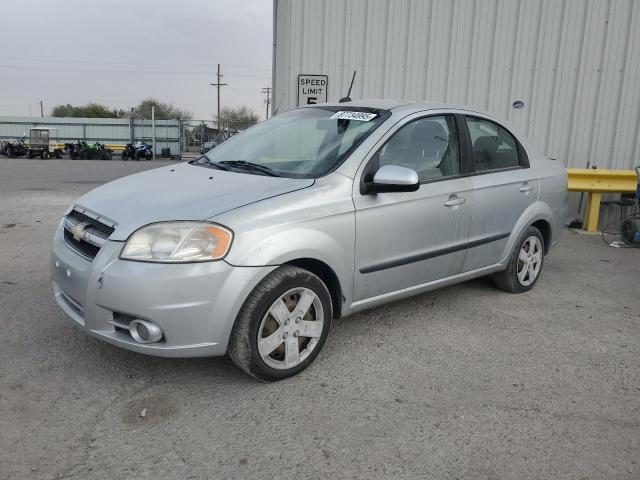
xmin=0 ymin=140 xmax=10 ymax=156
xmin=6 ymin=138 xmax=29 ymax=158
xmin=121 ymin=143 xmax=136 ymax=161
xmin=64 ymin=142 xmax=80 ymax=159
xmin=74 ymin=141 xmax=100 ymax=160
xmin=136 ymin=142 xmax=153 ymax=160
xmin=95 ymin=142 xmax=113 ymax=160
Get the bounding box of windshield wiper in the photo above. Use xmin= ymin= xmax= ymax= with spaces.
xmin=220 ymin=160 xmax=281 ymax=177
xmin=190 ymin=155 xmax=231 ymax=171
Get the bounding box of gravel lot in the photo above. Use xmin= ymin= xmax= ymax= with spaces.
xmin=1 ymin=158 xmax=639 ymax=479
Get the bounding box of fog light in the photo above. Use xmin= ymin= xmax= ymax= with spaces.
xmin=129 ymin=319 xmax=163 ymax=344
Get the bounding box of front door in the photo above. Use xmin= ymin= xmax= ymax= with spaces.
xmin=353 ymin=114 xmax=473 ymax=301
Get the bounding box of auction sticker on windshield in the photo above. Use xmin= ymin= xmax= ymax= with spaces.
xmin=330 ymin=111 xmax=377 ymax=121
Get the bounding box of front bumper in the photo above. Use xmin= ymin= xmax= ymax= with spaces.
xmin=51 ymin=222 xmax=275 ymax=357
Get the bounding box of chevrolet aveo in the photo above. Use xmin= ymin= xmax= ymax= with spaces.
xmin=51 ymin=100 xmax=567 ymax=381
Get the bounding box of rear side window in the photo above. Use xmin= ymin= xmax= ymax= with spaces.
xmin=465 ymin=117 xmax=521 ymax=171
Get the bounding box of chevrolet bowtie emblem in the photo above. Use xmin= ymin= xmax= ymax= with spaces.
xmin=70 ymin=222 xmax=90 ymax=242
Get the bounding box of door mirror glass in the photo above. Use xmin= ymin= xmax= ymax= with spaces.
xmin=365 ymin=164 xmax=419 ymax=193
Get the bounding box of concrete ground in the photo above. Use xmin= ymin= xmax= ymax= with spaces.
xmin=1 ymin=158 xmax=639 ymax=480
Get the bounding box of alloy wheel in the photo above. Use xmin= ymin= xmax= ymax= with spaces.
xmin=517 ymin=236 xmax=542 ymax=286
xmin=257 ymin=287 xmax=324 ymax=370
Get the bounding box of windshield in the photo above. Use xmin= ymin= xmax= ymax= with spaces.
xmin=201 ymin=106 xmax=390 ymax=178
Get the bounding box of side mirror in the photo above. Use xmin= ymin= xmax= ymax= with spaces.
xmin=363 ymin=165 xmax=420 ymax=194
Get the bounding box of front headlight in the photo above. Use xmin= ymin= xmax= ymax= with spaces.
xmin=120 ymin=222 xmax=233 ymax=263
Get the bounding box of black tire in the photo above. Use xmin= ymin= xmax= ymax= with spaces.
xmin=228 ymin=265 xmax=332 ymax=381
xmin=27 ymin=151 xmax=34 ymax=159
xmin=42 ymin=150 xmax=49 ymax=160
xmin=622 ymin=218 xmax=639 ymax=245
xmin=493 ymin=226 xmax=545 ymax=293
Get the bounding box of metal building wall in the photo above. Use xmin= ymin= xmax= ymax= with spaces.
xmin=273 ymin=0 xmax=640 ymax=170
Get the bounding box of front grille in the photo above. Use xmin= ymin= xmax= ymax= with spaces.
xmin=64 ymin=229 xmax=100 ymax=259
xmin=67 ymin=209 xmax=115 ymax=238
xmin=63 ymin=208 xmax=117 ymax=261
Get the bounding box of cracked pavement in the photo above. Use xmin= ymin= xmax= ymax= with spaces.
xmin=1 ymin=158 xmax=639 ymax=479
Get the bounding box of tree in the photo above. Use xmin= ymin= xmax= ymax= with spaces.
xmin=131 ymin=98 xmax=192 ymax=120
xmin=51 ymin=103 xmax=123 ymax=118
xmin=217 ymin=106 xmax=259 ymax=130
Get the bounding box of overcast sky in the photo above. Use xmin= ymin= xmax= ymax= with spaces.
xmin=0 ymin=0 xmax=272 ymax=120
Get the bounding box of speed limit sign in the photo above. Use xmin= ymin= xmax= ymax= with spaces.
xmin=297 ymin=74 xmax=328 ymax=106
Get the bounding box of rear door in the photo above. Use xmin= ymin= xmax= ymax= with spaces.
xmin=460 ymin=115 xmax=536 ymax=271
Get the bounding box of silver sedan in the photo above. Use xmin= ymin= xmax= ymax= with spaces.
xmin=51 ymin=100 xmax=567 ymax=380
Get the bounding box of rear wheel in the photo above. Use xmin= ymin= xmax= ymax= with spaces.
xmin=493 ymin=226 xmax=544 ymax=293
xmin=228 ymin=265 xmax=332 ymax=381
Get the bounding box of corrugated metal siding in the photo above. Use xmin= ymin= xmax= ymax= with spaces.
xmin=274 ymin=0 xmax=640 ymax=170
xmin=0 ymin=116 xmax=181 ymax=155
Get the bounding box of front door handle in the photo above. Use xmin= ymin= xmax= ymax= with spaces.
xmin=444 ymin=195 xmax=466 ymax=207
xmin=519 ymin=183 xmax=534 ymax=193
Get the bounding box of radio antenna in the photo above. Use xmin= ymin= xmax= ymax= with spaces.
xmin=339 ymin=70 xmax=357 ymax=103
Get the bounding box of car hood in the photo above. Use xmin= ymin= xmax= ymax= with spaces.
xmin=73 ymin=162 xmax=314 ymax=241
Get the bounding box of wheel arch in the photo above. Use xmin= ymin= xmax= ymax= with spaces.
xmin=502 ymin=201 xmax=555 ymax=265
xmin=531 ymin=218 xmax=551 ymax=253
xmin=284 ymin=258 xmax=343 ymax=319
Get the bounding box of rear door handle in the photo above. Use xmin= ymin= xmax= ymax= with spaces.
xmin=519 ymin=184 xmax=534 ymax=193
xmin=444 ymin=195 xmax=466 ymax=207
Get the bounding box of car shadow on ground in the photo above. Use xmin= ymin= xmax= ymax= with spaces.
xmin=50 ymin=275 xmax=499 ymax=387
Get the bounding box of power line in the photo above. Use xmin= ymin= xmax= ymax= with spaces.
xmin=0 ymin=56 xmax=272 ymax=72
xmin=0 ymin=64 xmax=270 ymax=79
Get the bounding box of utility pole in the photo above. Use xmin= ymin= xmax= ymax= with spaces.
xmin=261 ymin=87 xmax=272 ymax=119
xmin=151 ymin=105 xmax=156 ymax=160
xmin=210 ymin=63 xmax=227 ymax=132
xmin=39 ymin=100 xmax=44 ymax=117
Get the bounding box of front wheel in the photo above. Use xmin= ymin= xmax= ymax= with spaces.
xmin=493 ymin=226 xmax=544 ymax=293
xmin=228 ymin=265 xmax=332 ymax=381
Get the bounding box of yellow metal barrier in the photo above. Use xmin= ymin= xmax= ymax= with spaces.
xmin=49 ymin=143 xmax=127 ymax=151
xmin=105 ymin=144 xmax=126 ymax=151
xmin=567 ymin=168 xmax=637 ymax=232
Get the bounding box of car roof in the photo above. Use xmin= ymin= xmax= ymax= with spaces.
xmin=318 ymin=98 xmax=412 ymax=110
xmin=299 ymin=99 xmax=520 ymax=137
xmin=311 ymin=98 xmax=485 ymax=114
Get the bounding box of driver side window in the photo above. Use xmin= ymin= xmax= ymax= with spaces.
xmin=377 ymin=115 xmax=461 ymax=181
